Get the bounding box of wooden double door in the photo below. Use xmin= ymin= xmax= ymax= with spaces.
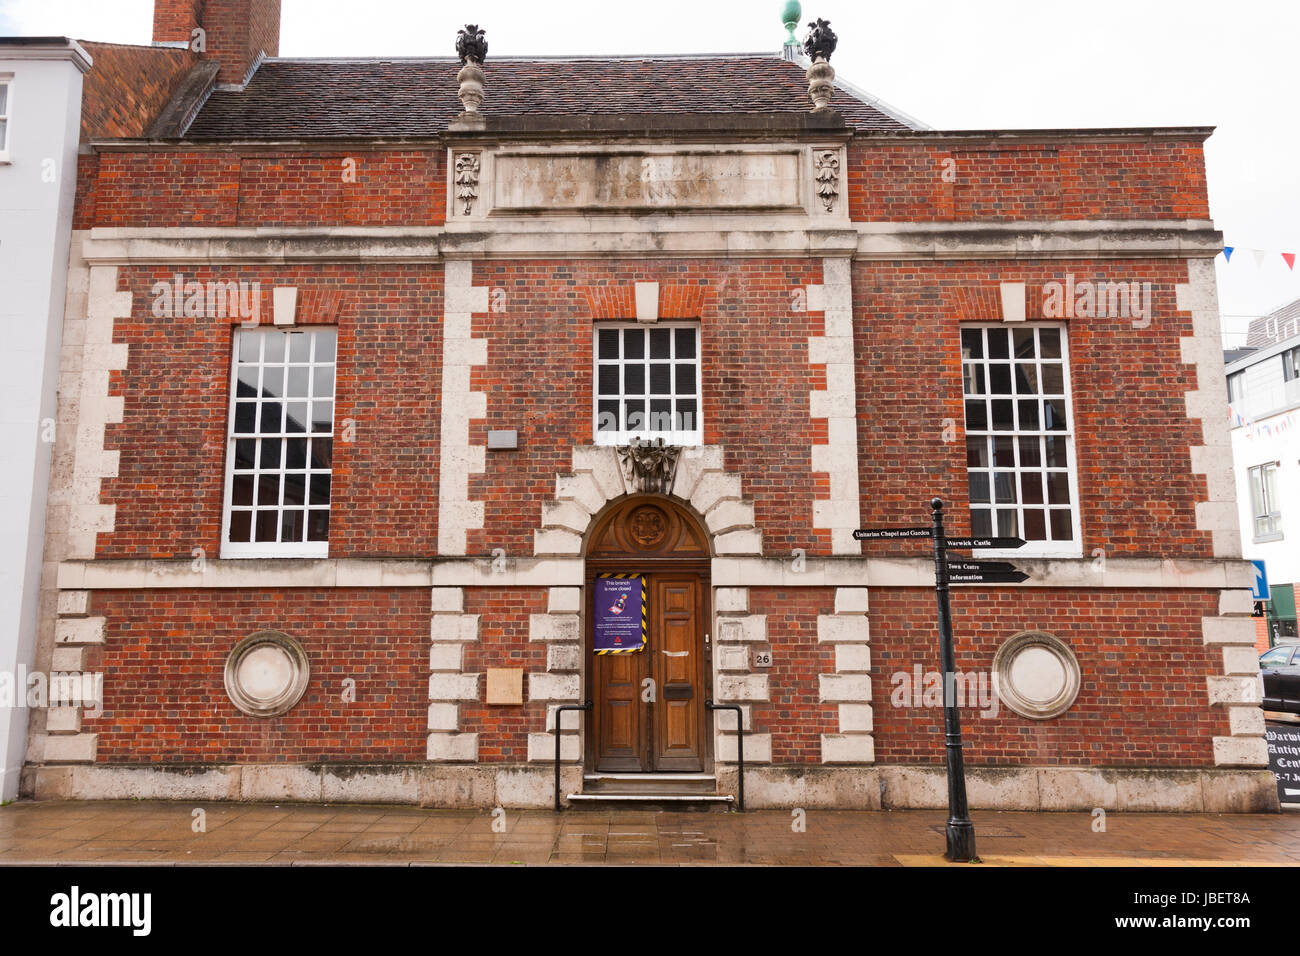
xmin=585 ymin=496 xmax=711 ymax=774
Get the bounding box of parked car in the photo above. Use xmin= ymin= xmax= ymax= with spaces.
xmin=1260 ymin=643 xmax=1300 ymax=714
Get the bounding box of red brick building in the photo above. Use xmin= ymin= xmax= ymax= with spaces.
xmin=22 ymin=0 xmax=1278 ymax=811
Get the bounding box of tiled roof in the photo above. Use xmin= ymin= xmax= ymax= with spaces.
xmin=1245 ymin=298 xmax=1300 ymax=348
xmin=183 ymin=54 xmax=915 ymax=139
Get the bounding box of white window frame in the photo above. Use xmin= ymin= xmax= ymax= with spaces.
xmin=0 ymin=77 xmax=12 ymax=163
xmin=592 ymin=321 xmax=703 ymax=447
xmin=1248 ymin=461 xmax=1283 ymax=542
xmin=961 ymin=321 xmax=1084 ymax=559
xmin=220 ymin=326 xmax=337 ymax=559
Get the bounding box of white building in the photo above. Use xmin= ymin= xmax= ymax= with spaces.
xmin=1227 ymin=301 xmax=1300 ymax=645
xmin=0 ymin=37 xmax=92 ymax=800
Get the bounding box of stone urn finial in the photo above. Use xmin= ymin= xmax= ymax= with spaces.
xmin=455 ymin=24 xmax=488 ymax=114
xmin=802 ymin=18 xmax=837 ymax=112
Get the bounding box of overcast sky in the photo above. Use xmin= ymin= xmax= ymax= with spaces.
xmin=2 ymin=0 xmax=1295 ymax=343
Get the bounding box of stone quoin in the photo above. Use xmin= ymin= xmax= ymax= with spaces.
xmin=17 ymin=0 xmax=1276 ymax=813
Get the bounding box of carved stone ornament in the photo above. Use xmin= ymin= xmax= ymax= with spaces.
xmin=814 ymin=149 xmax=839 ymax=212
xmin=616 ymin=437 xmax=681 ymax=495
xmin=455 ymin=153 xmax=481 ymax=214
xmin=803 ymin=18 xmax=837 ymax=61
xmin=803 ymin=18 xmax=837 ymax=112
xmin=455 ymin=24 xmax=488 ymax=65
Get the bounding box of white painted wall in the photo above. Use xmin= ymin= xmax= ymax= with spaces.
xmin=0 ymin=40 xmax=89 ymax=800
xmin=1230 ymin=338 xmax=1300 ymax=591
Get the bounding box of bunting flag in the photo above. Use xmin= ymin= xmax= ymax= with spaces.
xmin=1220 ymin=244 xmax=1298 ymax=269
xmin=1229 ymin=403 xmax=1298 ymax=439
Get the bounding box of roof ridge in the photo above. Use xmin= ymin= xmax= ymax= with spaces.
xmin=263 ymin=52 xmax=784 ymax=64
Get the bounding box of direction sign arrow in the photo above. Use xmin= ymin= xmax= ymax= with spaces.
xmin=947 ymin=570 xmax=1030 ymax=584
xmin=946 ymin=561 xmax=1018 ymax=574
xmin=943 ymin=536 xmax=1026 ymax=550
xmin=853 ymin=527 xmax=933 ymax=541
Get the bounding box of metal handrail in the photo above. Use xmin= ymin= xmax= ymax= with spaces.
xmin=553 ymin=700 xmax=592 ymax=811
xmin=705 ymin=700 xmax=744 ymax=812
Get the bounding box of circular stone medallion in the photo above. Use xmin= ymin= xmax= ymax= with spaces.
xmin=992 ymin=631 xmax=1080 ymax=720
xmin=224 ymin=630 xmax=311 ymax=718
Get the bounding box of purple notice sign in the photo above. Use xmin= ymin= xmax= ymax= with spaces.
xmin=593 ymin=575 xmax=645 ymax=654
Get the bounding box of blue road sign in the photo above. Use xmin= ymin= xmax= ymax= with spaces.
xmin=1251 ymin=559 xmax=1270 ymax=601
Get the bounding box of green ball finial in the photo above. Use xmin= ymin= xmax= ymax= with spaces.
xmin=782 ymin=0 xmax=802 ymax=43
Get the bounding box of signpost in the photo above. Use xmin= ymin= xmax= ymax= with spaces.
xmin=854 ymin=502 xmax=1032 ymax=862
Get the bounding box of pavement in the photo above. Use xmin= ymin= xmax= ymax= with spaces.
xmin=0 ymin=800 xmax=1298 ymax=865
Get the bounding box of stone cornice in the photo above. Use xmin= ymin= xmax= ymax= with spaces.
xmin=81 ymin=219 xmax=1222 ymax=264
xmin=57 ymin=555 xmax=1254 ymax=590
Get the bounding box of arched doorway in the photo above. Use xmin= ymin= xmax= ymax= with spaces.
xmin=585 ymin=495 xmax=712 ymax=773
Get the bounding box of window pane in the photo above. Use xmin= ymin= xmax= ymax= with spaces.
xmin=993 ymin=436 xmax=1015 ymax=467
xmin=286 ymin=402 xmax=308 ymax=433
xmin=236 ymin=366 xmax=259 ymax=398
xmin=283 ymin=473 xmax=307 ymax=507
xmin=234 ymin=402 xmax=256 ymax=433
xmin=971 ymin=509 xmax=992 ymax=536
xmin=623 ymin=329 xmax=644 ymax=359
xmin=988 ymin=330 xmax=1010 ymax=359
xmin=624 ymin=400 xmax=645 ymax=431
xmin=968 ymin=472 xmax=990 ymax=503
xmin=675 ymin=363 xmax=696 ymax=395
xmin=675 ymin=328 xmax=696 ymax=359
xmin=597 ymin=400 xmax=619 ymax=433
xmin=255 ymin=510 xmax=279 ymax=542
xmin=1018 ymin=399 xmax=1039 ymax=430
xmin=310 ymin=474 xmax=331 ymax=505
xmin=311 ymin=402 xmax=333 ymax=433
xmin=965 ymin=400 xmax=988 ymax=430
xmin=623 ymin=364 xmax=644 ymax=395
xmin=1018 ymin=436 xmax=1042 ymax=467
xmin=598 ymin=329 xmax=619 ymax=360
xmin=313 ymin=366 xmax=334 ymax=398
xmin=597 ymin=365 xmax=619 ymax=395
xmin=1023 ymin=509 xmax=1046 ymax=540
xmin=649 ymin=399 xmax=672 ymax=430
xmin=239 ymin=334 xmax=260 ymax=364
xmin=310 ymin=438 xmax=332 ymax=469
xmin=963 ymin=363 xmax=985 ymax=395
xmin=288 ymin=332 xmax=311 ymax=362
xmin=989 ymin=364 xmax=1012 ymax=395
xmin=257 ymin=474 xmax=280 ymax=506
xmin=1013 ymin=328 xmax=1036 ymax=359
xmin=1020 ymin=472 xmax=1044 ymax=504
xmin=287 ymin=366 xmax=310 ymax=396
xmin=281 ymin=510 xmax=304 ymax=543
xmin=996 ymin=509 xmax=1019 ymax=536
xmin=966 ymin=437 xmax=988 ymax=468
xmin=234 ymin=439 xmax=257 ymax=469
xmin=1044 ymin=435 xmax=1068 ymax=468
xmin=307 ymin=510 xmax=330 ymax=542
xmin=993 ymin=472 xmax=1016 ymax=503
xmin=261 ymin=438 xmax=281 ymax=469
xmin=1049 ymin=509 xmax=1073 ymax=540
xmin=649 ymin=363 xmax=671 ymax=394
xmin=232 ymin=475 xmax=254 ymax=506
xmin=991 ymin=400 xmax=1014 ymax=430
xmin=1044 ymin=399 xmax=1068 ymax=430
xmin=676 ymin=399 xmax=698 ymax=432
xmin=285 ymin=438 xmax=307 ymax=469
xmin=650 ymin=328 xmax=671 ymax=358
xmin=1047 ymin=472 xmax=1071 ymax=504
xmin=1039 ymin=328 xmax=1061 ymax=359
xmin=229 ymin=510 xmax=252 ymax=542
xmin=960 ymin=328 xmax=984 ymax=359
xmin=259 ymin=402 xmax=282 ymax=432
xmin=1014 ymin=363 xmax=1037 ymax=394
xmin=315 ymin=330 xmax=336 ymax=362
xmin=1041 ymin=365 xmax=1064 ymax=394
xmin=264 ymin=334 xmax=285 ymax=363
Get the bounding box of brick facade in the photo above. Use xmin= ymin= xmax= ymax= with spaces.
xmin=22 ymin=13 xmax=1274 ymax=811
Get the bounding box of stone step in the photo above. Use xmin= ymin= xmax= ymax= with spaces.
xmin=582 ymin=772 xmax=719 ymax=795
xmin=566 ymin=793 xmax=734 ymax=809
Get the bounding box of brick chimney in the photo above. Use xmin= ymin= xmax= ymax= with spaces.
xmin=153 ymin=0 xmax=280 ymax=86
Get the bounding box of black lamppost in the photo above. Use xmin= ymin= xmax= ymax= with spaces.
xmin=929 ymin=498 xmax=977 ymax=862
